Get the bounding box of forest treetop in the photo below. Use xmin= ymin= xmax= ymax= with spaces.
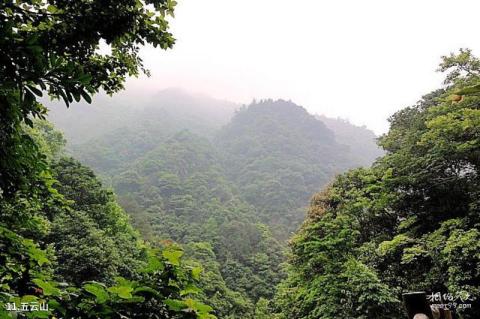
xmin=0 ymin=0 xmax=176 ymax=196
xmin=1 ymin=0 xmax=176 ymax=96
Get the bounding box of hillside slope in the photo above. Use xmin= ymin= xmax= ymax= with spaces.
xmin=48 ymin=88 xmax=238 ymax=174
xmin=113 ymin=131 xmax=285 ymax=317
xmin=215 ymin=99 xmax=370 ymax=236
xmin=46 ymin=92 xmax=384 ymax=318
xmin=316 ymin=114 xmax=384 ymax=166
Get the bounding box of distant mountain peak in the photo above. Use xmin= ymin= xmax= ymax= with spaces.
xmin=315 ymin=114 xmax=384 ymax=166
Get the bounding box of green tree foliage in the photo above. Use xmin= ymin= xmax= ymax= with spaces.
xmin=1 ymin=1 xmax=217 ymax=316
xmin=184 ymin=242 xmax=254 ymax=318
xmin=23 ymin=120 xmax=66 ymax=161
xmin=0 ymin=0 xmax=175 ymax=196
xmin=49 ymin=157 xmax=145 ymax=284
xmin=47 ymin=93 xmax=381 ymax=318
xmin=112 ymin=131 xmax=285 ymax=317
xmin=215 ymin=99 xmax=363 ymax=237
xmin=275 ymin=50 xmax=480 ymax=319
xmin=254 ymin=298 xmax=271 ymax=319
xmin=1 ymin=122 xmax=216 ymax=318
xmin=274 ymin=185 xmax=399 ymax=319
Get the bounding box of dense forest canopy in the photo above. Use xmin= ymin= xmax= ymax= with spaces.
xmin=1 ymin=1 xmax=218 ymax=318
xmin=46 ymin=92 xmax=382 ymax=317
xmin=315 ymin=114 xmax=384 ymax=167
xmin=214 ymin=99 xmax=377 ymax=237
xmin=274 ymin=50 xmax=480 ymax=319
xmin=1 ymin=0 xmax=478 ymax=318
xmin=47 ymin=88 xmax=238 ymax=146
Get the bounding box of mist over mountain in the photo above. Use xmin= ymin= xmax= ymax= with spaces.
xmin=48 ymin=88 xmax=381 ymax=173
xmin=48 ymin=88 xmax=238 ymax=146
xmin=5 ymin=2 xmax=479 ymax=318
xmin=216 ymin=99 xmax=364 ymax=235
xmin=45 ymin=89 xmax=384 ymax=315
xmin=47 ymin=90 xmax=382 ymax=232
xmin=316 ymin=114 xmax=384 ymax=166
xmin=48 ymin=88 xmax=238 ymax=173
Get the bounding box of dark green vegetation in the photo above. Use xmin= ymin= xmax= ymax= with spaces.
xmin=49 ymin=88 xmax=238 ymax=174
xmin=215 ymin=100 xmax=379 ymax=237
xmin=274 ymin=51 xmax=480 ymax=319
xmin=47 ymin=91 xmax=381 ymax=317
xmin=1 ymin=0 xmax=217 ymax=318
xmin=0 ymin=0 xmax=176 ymax=197
xmin=4 ymin=0 xmax=476 ymax=318
xmin=2 ymin=120 xmax=215 ymax=319
xmin=112 ymin=130 xmax=285 ymax=317
xmin=316 ymin=114 xmax=384 ymax=167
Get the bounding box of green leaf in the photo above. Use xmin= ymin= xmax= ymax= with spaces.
xmin=72 ymin=90 xmax=81 ymax=102
xmin=140 ymin=254 xmax=164 ymax=273
xmin=46 ymin=5 xmax=58 ymax=13
xmin=162 ymin=249 xmax=183 ymax=266
xmin=180 ymin=284 xmax=201 ymax=296
xmin=84 ymin=282 xmax=109 ymax=304
xmin=58 ymin=90 xmax=70 ymax=107
xmin=164 ymin=299 xmax=186 ymax=311
xmin=191 ymin=266 xmax=202 ymax=280
xmin=32 ymin=279 xmax=60 ymax=296
xmin=80 ymin=90 xmax=92 ymax=104
xmin=107 ymin=286 xmax=133 ymax=299
xmin=77 ymin=73 xmax=92 ymax=85
xmin=25 ymin=241 xmax=49 ymax=266
xmin=184 ymin=298 xmax=213 ymax=313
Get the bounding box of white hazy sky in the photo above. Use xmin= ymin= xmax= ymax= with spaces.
xmin=124 ymin=0 xmax=480 ymax=134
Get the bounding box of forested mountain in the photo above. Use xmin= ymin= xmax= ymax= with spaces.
xmin=3 ymin=0 xmax=478 ymax=318
xmin=112 ymin=131 xmax=285 ymax=312
xmin=216 ymin=100 xmax=372 ymax=236
xmin=48 ymin=88 xmax=237 ymax=146
xmin=316 ymin=114 xmax=384 ymax=166
xmin=48 ymin=88 xmax=237 ymax=174
xmin=45 ymin=93 xmax=382 ymax=317
xmin=274 ymin=51 xmax=480 ymax=319
xmin=49 ymin=93 xmax=381 ymax=231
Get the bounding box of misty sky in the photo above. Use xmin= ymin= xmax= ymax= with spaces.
xmin=124 ymin=0 xmax=480 ymax=134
